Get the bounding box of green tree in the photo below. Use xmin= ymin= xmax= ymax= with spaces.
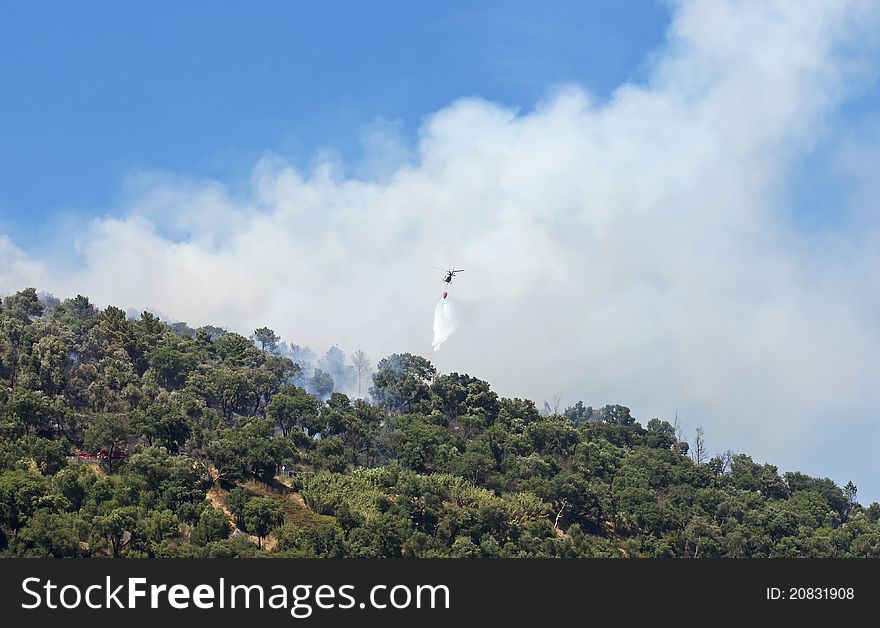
xmin=0 ymin=470 xmax=47 ymax=533
xmin=266 ymin=385 xmax=320 ymax=437
xmin=432 ymin=372 xmax=499 ymax=427
xmin=83 ymin=414 xmax=130 ymax=473
xmin=370 ymin=353 xmax=436 ymax=413
xmin=252 ymin=327 xmax=280 ymax=354
xmin=563 ymin=401 xmax=594 ymax=426
xmin=315 ymin=436 xmax=347 ymax=472
xmin=12 ymin=510 xmax=84 ymax=557
xmin=390 ymin=415 xmax=445 ymax=473
xmin=600 ymin=404 xmax=635 ymax=425
xmin=844 ymin=481 xmax=858 ymax=518
xmin=193 ymin=364 xmax=254 ymax=421
xmin=191 ymin=507 xmax=232 ymax=545
xmin=205 ymin=418 xmax=290 ymax=481
xmin=645 ymin=418 xmax=676 ymax=449
xmin=147 ymin=340 xmax=199 ymax=390
xmin=2 ymin=287 xmax=44 ymax=321
xmin=215 ymin=332 xmax=260 ymax=368
xmin=131 ymin=401 xmax=191 ymax=453
xmin=32 ymin=333 xmax=69 ymax=396
xmin=225 ymin=487 xmax=253 ymax=528
xmin=243 ymin=497 xmax=284 ymax=548
xmin=141 ymin=509 xmax=180 ymax=545
xmin=308 ymin=369 xmax=334 ymax=400
xmin=93 ymin=506 xmax=137 ymax=557
xmin=7 ymin=389 xmax=63 ymax=437
xmin=24 ymin=437 xmax=69 ymax=475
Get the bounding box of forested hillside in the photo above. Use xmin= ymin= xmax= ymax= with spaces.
xmin=1 ymin=287 xmax=879 ymax=558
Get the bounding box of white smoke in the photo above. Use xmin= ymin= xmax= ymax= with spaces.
xmin=432 ymin=298 xmax=457 ymax=352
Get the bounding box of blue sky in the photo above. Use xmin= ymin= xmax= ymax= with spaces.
xmin=3 ymin=1 xmax=880 ymax=500
xmin=0 ymin=0 xmax=669 ymax=247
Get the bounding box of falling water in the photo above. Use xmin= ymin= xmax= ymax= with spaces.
xmin=432 ymin=297 xmax=456 ymax=351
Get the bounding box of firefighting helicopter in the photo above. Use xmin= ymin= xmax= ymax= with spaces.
xmin=433 ymin=267 xmax=463 ymax=299
xmin=434 ymin=267 xmax=464 ymax=284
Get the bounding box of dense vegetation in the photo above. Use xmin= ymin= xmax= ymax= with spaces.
xmin=1 ymin=287 xmax=878 ymax=558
